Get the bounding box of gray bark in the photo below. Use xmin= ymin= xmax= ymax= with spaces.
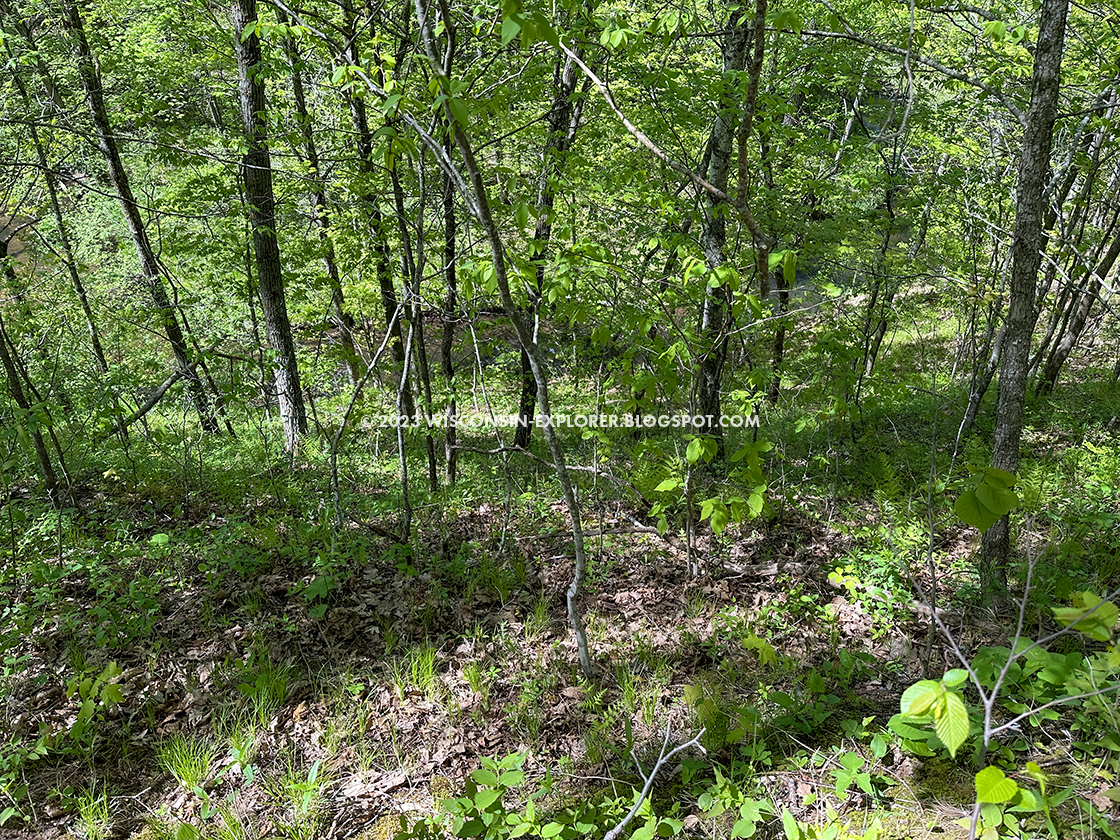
xmin=980 ymin=0 xmax=1070 ymax=591
xmin=514 ymin=45 xmax=584 ymax=449
xmin=233 ymin=0 xmax=307 ymax=453
xmin=696 ymin=14 xmax=752 ymax=456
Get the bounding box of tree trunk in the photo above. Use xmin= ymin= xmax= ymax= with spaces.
xmin=441 ymin=147 xmax=458 ymax=485
xmin=63 ymin=0 xmax=218 ymax=433
xmin=0 ymin=310 xmax=60 ymax=501
xmin=413 ymin=0 xmax=592 ymax=676
xmin=1036 ymin=228 xmax=1120 ymax=395
xmin=4 ymin=32 xmax=109 ymax=379
xmin=279 ymin=10 xmax=362 ymax=386
xmin=980 ymin=0 xmax=1070 ymax=594
xmin=340 ymin=0 xmax=414 ymax=419
xmin=233 ymin=0 xmax=307 ymax=454
xmin=514 ymin=45 xmax=585 ymax=448
xmin=696 ymin=14 xmax=751 ymax=458
xmin=390 ymin=164 xmax=439 ymax=491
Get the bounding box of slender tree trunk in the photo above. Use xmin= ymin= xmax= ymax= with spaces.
xmin=980 ymin=0 xmax=1070 ymax=593
xmin=233 ymin=0 xmax=307 ymax=454
xmin=279 ymin=10 xmax=362 ymax=386
xmin=340 ymin=0 xmax=414 ymax=418
xmin=7 ymin=67 xmax=109 ymax=377
xmin=391 ymin=164 xmax=439 ymax=491
xmin=514 ymin=45 xmax=585 ymax=448
xmin=696 ymin=15 xmax=751 ymax=458
xmin=1036 ymin=229 xmax=1120 ymax=395
xmin=414 ymin=0 xmax=591 ymax=676
xmin=0 ymin=310 xmax=60 ymax=501
xmin=767 ymin=267 xmax=788 ymax=404
xmin=441 ymin=147 xmax=458 ymax=485
xmin=63 ymin=0 xmax=218 ymax=433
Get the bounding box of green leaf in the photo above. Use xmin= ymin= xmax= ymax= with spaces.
xmin=101 ymin=684 xmax=124 ymax=705
xmin=150 ymin=532 xmax=170 ymax=546
xmin=653 ymin=478 xmax=680 ymax=493
xmin=889 ymin=714 xmax=932 ymax=741
xmin=709 ymin=503 xmax=730 ymax=535
xmin=782 ymin=250 xmax=796 ymax=287
xmin=448 ymin=97 xmax=470 ymax=130
xmin=900 ymin=681 xmax=939 ymax=716
xmin=780 ymin=808 xmax=799 ymax=840
xmin=942 ymin=669 xmax=969 ymax=687
xmin=975 ymin=766 xmax=1019 ymax=804
xmin=501 ymin=16 xmax=522 ymax=46
xmin=514 ymin=201 xmax=532 ymax=230
xmin=541 ymin=823 xmax=564 ymax=838
xmin=657 ymin=817 xmax=683 ymax=836
xmin=1053 ymin=591 xmax=1119 ymax=641
xmin=686 ymin=438 xmax=702 ymax=464
xmin=470 ymin=768 xmax=499 ymax=786
xmin=934 ymin=690 xmax=970 ymax=758
xmin=954 ymin=488 xmax=999 ymax=532
xmin=474 ymin=788 xmax=502 ymax=810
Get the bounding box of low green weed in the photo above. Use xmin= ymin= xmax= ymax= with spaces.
xmin=157 ymin=733 xmax=218 ymax=791
xmin=236 ymin=654 xmax=292 ymax=727
xmin=75 ymin=783 xmax=112 ymax=840
xmin=265 ymin=757 xmax=332 ymax=840
xmin=0 ymin=732 xmax=48 ymax=825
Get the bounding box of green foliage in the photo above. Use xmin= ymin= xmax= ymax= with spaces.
xmin=954 ymin=466 xmax=1020 ymax=533
xmin=65 ymin=661 xmax=125 ymax=751
xmin=0 ymin=733 xmax=48 ymax=826
xmin=157 ymin=734 xmax=218 ymax=791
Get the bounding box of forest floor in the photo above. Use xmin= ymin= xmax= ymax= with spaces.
xmin=4 ymin=474 xmax=1112 ymax=840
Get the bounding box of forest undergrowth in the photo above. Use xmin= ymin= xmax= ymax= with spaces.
xmin=2 ymin=343 xmax=1120 ymax=840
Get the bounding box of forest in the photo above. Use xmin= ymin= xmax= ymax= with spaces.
xmin=1 ymin=0 xmax=1120 ymax=836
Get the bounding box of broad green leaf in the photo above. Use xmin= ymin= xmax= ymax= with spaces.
xmin=101 ymin=684 xmax=124 ymax=705
xmin=942 ymin=669 xmax=969 ymax=687
xmin=514 ymin=202 xmax=532 ymax=229
xmin=448 ymin=97 xmax=470 ymax=129
xmin=1008 ymin=788 xmax=1043 ymax=812
xmin=900 ymin=681 xmax=940 ymax=716
xmin=709 ymin=503 xmax=730 ymax=535
xmin=975 ymin=766 xmax=1019 ymax=804
xmin=686 ymin=438 xmax=702 ymax=464
xmin=470 ymin=768 xmax=498 ymax=786
xmin=474 ymin=789 xmax=502 ymax=810
xmin=1053 ymin=591 xmax=1119 ymax=641
xmin=934 ymin=690 xmax=970 ymax=758
xmin=501 ymin=16 xmax=522 ymax=46
xmin=782 ymin=250 xmax=796 ymax=287
xmin=954 ymin=489 xmax=999 ymax=532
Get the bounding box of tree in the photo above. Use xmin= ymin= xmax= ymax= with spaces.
xmin=278 ymin=9 xmax=362 ymax=386
xmin=61 ymin=0 xmax=219 ymax=434
xmin=980 ymin=0 xmax=1071 ymax=593
xmin=233 ymin=0 xmax=307 ymax=454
